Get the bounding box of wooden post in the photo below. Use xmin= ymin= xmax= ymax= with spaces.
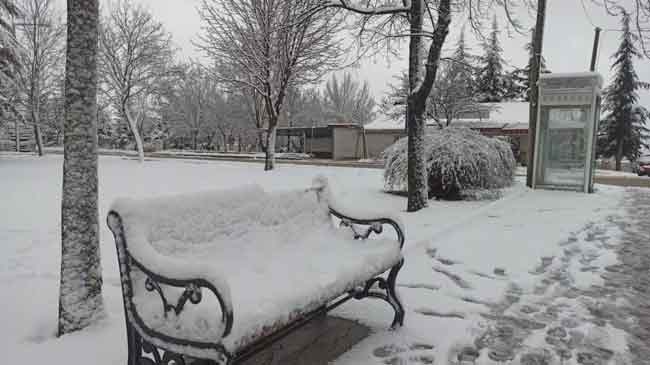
xmin=526 ymin=0 xmax=547 ymax=187
xmin=590 ymin=27 xmax=602 ymax=72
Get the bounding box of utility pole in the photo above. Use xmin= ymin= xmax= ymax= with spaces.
xmin=590 ymin=27 xmax=602 ymax=71
xmin=526 ymin=0 xmax=547 ymax=187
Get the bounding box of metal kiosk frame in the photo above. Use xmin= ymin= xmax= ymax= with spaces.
xmin=532 ymin=72 xmax=603 ymax=193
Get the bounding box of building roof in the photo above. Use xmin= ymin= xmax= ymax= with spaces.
xmin=365 ymin=102 xmax=531 ymax=131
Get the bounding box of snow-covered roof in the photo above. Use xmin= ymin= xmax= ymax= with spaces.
xmin=364 ymin=115 xmax=407 ymax=130
xmin=539 ymin=71 xmax=602 ymax=80
xmin=366 ymin=102 xmax=530 ymax=131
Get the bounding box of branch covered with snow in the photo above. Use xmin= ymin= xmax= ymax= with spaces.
xmin=382 ymin=127 xmax=516 ymax=200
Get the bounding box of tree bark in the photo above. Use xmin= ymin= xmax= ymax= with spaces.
xmin=123 ymin=106 xmax=144 ymax=162
xmin=33 ymin=123 xmax=44 ymax=155
xmin=406 ymin=0 xmax=428 ymax=212
xmin=615 ymin=136 xmax=623 ymax=171
xmin=406 ymin=0 xmax=451 ymax=211
xmin=15 ymin=119 xmax=20 ymax=152
xmin=258 ymin=130 xmax=267 ymax=153
xmin=58 ymin=0 xmax=104 ymax=336
xmin=265 ymin=122 xmax=277 ymax=171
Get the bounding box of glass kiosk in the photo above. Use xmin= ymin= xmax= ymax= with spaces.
xmin=532 ymin=73 xmax=603 ymax=193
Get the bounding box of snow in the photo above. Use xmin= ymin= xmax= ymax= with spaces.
xmin=366 ymin=102 xmax=530 ymax=131
xmin=383 ymin=127 xmax=516 ymax=199
xmin=364 ymin=114 xmax=408 ymax=130
xmin=540 ymin=71 xmax=603 ymax=85
xmin=111 ymin=177 xmax=402 ymax=353
xmin=0 ymin=154 xmax=629 ymax=364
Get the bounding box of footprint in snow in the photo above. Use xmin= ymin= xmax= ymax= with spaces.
xmin=432 ymin=266 xmax=473 ymax=290
xmin=372 ymin=343 xmax=435 ymax=365
xmin=435 ymin=257 xmax=459 ymax=266
xmin=530 ymin=256 xmax=555 ymax=275
xmin=398 ymin=283 xmax=440 ymax=292
xmin=414 ymin=308 xmax=465 ymax=319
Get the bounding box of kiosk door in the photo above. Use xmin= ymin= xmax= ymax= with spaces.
xmin=535 ymin=106 xmax=591 ymax=188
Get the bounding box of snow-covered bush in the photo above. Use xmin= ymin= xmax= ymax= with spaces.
xmin=382 ymin=127 xmax=516 ymax=200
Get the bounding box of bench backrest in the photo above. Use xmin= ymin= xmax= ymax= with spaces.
xmin=111 ymin=185 xmax=332 ymax=250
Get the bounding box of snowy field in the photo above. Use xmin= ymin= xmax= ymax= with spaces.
xmin=1 ymin=154 xmax=629 ymax=364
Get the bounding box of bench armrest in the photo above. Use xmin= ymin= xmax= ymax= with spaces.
xmin=108 ymin=211 xmax=234 ymax=339
xmin=329 ymin=208 xmax=405 ymax=249
xmin=311 ymin=175 xmax=405 ymax=249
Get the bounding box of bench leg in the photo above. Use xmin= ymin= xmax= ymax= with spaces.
xmin=125 ymin=322 xmax=141 ymax=365
xmin=387 ymin=259 xmax=405 ymax=328
xmin=126 ymin=322 xmax=194 ymax=365
xmin=353 ymin=258 xmax=406 ymax=329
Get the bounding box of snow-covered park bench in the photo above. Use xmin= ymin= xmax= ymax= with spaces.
xmin=107 ymin=176 xmax=405 ymax=365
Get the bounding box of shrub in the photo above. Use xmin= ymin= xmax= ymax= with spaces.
xmin=382 ymin=127 xmax=516 ymax=200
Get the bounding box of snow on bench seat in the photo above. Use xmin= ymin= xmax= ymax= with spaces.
xmin=110 ymin=177 xmax=403 ymax=357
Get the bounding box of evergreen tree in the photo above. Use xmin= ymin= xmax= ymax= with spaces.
xmin=597 ymin=10 xmax=650 ymax=171
xmin=505 ymin=31 xmax=550 ymax=101
xmin=449 ymin=28 xmax=476 ymax=98
xmin=476 ymin=16 xmax=507 ymax=102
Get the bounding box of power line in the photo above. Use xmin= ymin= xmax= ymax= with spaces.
xmin=579 ymin=0 xmax=623 ymax=32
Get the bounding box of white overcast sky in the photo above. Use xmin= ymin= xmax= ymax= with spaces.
xmin=55 ymin=0 xmax=650 ymax=106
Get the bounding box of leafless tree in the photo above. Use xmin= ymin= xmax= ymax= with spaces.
xmin=98 ymin=0 xmax=175 ymax=162
xmin=591 ymin=0 xmax=650 ymax=58
xmin=58 ymin=0 xmax=104 ymax=336
xmin=162 ymin=64 xmax=224 ymax=150
xmin=381 ymin=64 xmax=483 ymax=128
xmin=323 ymin=72 xmax=376 ymax=125
xmin=15 ymin=0 xmax=65 ymax=156
xmin=0 ymin=0 xmax=21 ymax=103
xmin=320 ymin=0 xmax=533 ymax=211
xmin=197 ymin=0 xmax=345 ymax=170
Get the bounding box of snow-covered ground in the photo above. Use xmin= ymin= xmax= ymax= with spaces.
xmin=1 ymin=154 xmax=629 ymax=364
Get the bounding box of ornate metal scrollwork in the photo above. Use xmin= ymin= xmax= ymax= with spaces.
xmin=339 ymin=219 xmax=384 ymax=240
xmin=144 ymin=278 xmax=204 ymax=317
xmin=330 ymin=207 xmax=406 ymax=329
xmin=108 ymin=211 xmax=233 ymax=365
xmin=350 ymin=259 xmax=405 ymax=329
xmin=141 ymin=339 xmax=186 ymax=365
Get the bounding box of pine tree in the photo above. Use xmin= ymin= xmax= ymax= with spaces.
xmin=449 ymin=28 xmax=475 ymax=97
xmin=505 ymin=32 xmax=550 ymax=101
xmin=476 ymin=16 xmax=507 ymax=102
xmin=597 ymin=10 xmax=650 ymax=171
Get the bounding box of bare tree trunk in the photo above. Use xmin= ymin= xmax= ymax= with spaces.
xmin=406 ymin=0 xmax=428 ymax=212
xmin=33 ymin=123 xmax=44 ymax=155
xmin=258 ymin=130 xmax=267 ymax=153
xmin=265 ymin=123 xmax=277 ymax=171
xmin=615 ymin=137 xmax=623 ymax=171
xmin=59 ymin=0 xmax=104 ymax=337
xmin=15 ymin=119 xmax=20 ymax=152
xmin=123 ymin=106 xmax=144 ymax=162
xmin=406 ymin=0 xmax=451 ymax=211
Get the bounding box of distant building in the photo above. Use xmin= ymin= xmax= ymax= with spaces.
xmin=276 ymin=102 xmax=531 ymax=162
